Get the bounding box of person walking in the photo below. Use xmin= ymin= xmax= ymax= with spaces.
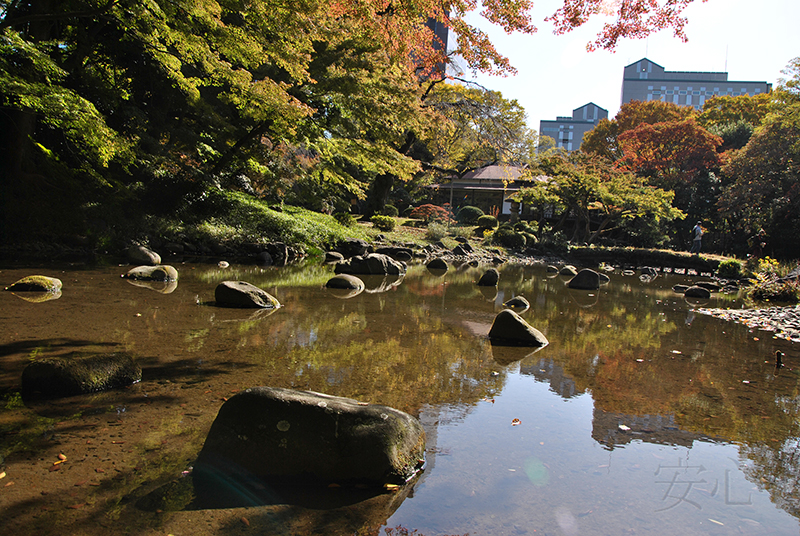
xmin=690 ymin=221 xmax=704 ymax=255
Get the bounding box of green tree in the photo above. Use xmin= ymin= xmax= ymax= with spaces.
xmin=717 ymin=58 xmax=800 ymax=259
xmin=514 ymin=152 xmax=681 ymax=245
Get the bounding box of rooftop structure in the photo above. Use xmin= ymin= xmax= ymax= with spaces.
xmin=621 ymin=58 xmax=772 ymax=110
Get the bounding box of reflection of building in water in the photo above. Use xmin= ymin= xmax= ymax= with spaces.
xmin=519 ymin=358 xmax=584 ymax=399
xmin=519 ymin=358 xmax=716 ymax=451
xmin=592 ymin=407 xmax=712 ymax=450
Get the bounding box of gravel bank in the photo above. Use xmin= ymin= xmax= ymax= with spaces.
xmin=697 ymin=305 xmax=800 ymax=343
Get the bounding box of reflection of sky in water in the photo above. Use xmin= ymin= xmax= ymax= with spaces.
xmin=389 ymin=370 xmax=798 ymax=536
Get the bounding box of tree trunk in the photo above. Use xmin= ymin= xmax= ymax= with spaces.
xmin=363 ymin=173 xmax=394 ymax=217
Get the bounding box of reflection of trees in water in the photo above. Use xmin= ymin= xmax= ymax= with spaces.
xmin=741 ymin=438 xmax=800 ymax=517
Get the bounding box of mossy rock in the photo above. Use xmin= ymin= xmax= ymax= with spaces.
xmin=5 ymin=275 xmax=62 ymax=293
xmin=22 ymin=353 xmax=142 ymax=400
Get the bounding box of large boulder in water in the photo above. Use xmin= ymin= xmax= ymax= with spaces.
xmin=477 ymin=268 xmax=500 ymax=287
xmin=684 ymin=286 xmax=711 ymax=299
xmin=194 ymin=387 xmax=426 ymax=487
xmin=325 ymin=274 xmax=365 ymax=291
xmin=122 ymin=265 xmax=178 ymax=281
xmin=568 ymin=268 xmax=601 ymax=290
xmin=334 ymin=253 xmax=406 ymax=276
xmin=426 ymin=258 xmax=448 ymax=274
xmin=488 ymin=309 xmax=549 ymax=347
xmin=21 ymin=353 xmax=142 ymax=400
xmin=215 ymin=281 xmax=281 ymax=308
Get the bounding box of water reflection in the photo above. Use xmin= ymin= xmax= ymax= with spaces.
xmin=0 ymin=260 xmax=799 ymax=534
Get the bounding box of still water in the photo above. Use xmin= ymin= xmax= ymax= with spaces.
xmin=1 ymin=259 xmax=799 ymax=535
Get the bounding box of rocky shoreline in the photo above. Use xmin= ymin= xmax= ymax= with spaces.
xmin=697 ymin=305 xmax=800 ymax=343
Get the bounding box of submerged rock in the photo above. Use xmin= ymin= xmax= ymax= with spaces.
xmin=215 ymin=281 xmax=281 ymax=309
xmin=488 ymin=309 xmax=549 ymax=347
xmin=194 ymin=387 xmax=426 ymax=487
xmin=22 ymin=353 xmax=142 ymax=400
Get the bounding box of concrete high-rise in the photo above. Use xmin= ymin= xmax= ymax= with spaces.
xmin=621 ymin=58 xmax=771 ymax=110
xmin=539 ymin=103 xmax=608 ymax=152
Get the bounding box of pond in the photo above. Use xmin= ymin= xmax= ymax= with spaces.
xmin=1 ymin=257 xmax=799 ymax=536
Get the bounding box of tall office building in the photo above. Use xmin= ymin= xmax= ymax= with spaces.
xmin=539 ymin=103 xmax=608 ymax=152
xmin=621 ymin=58 xmax=771 ymax=109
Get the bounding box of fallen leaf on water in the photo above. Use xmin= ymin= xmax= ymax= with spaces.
xmin=53 ymin=460 xmax=65 ymax=466
xmin=357 ymin=402 xmax=369 ymax=406
xmin=241 ymin=517 xmax=250 ymax=527
xmin=511 ymin=418 xmax=521 ymax=426
xmin=671 ymin=350 xmax=682 ymax=354
xmin=384 ymin=483 xmax=400 ymax=491
xmin=708 ymin=518 xmax=724 ymax=526
xmin=49 ymin=465 xmax=60 ymax=472
xmin=4 ymin=481 xmax=15 ymax=487
xmin=619 ymin=425 xmax=631 ymax=431
xmin=0 ymin=471 xmax=5 ymax=480
xmin=58 ymin=453 xmax=67 ymax=461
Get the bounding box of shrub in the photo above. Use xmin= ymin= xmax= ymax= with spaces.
xmin=457 ymin=206 xmax=484 ymax=224
xmin=476 ymin=215 xmax=498 ymax=229
xmin=717 ymin=259 xmax=742 ymax=279
xmin=408 ymin=204 xmax=454 ymax=224
xmin=370 ymin=215 xmax=396 ymax=232
xmin=450 ymin=226 xmax=474 ymax=240
xmin=747 ymin=274 xmax=800 ymax=304
xmin=426 ymin=222 xmax=448 ymax=241
xmin=493 ymin=227 xmax=526 ymax=249
xmin=382 ymin=204 xmax=399 ymax=217
xmin=333 ymin=212 xmax=355 ymax=227
xmin=514 ymin=221 xmax=537 ymax=234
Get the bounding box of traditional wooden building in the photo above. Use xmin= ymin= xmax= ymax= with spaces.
xmin=426 ymin=165 xmax=548 ymax=219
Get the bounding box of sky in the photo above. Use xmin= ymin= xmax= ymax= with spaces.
xmin=463 ymin=0 xmax=800 ymax=131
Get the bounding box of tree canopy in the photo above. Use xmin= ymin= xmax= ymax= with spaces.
xmin=0 ymin=0 xmax=718 ymax=246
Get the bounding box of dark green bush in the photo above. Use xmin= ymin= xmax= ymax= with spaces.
xmin=717 ymin=259 xmax=742 ymax=279
xmin=457 ymin=206 xmax=484 ymax=224
xmin=370 ymin=215 xmax=396 ymax=232
xmin=334 ymin=212 xmax=356 ymax=227
xmin=493 ymin=227 xmax=526 ymax=249
xmin=476 ymin=215 xmax=498 ymax=229
xmin=382 ymin=204 xmax=399 ymax=217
